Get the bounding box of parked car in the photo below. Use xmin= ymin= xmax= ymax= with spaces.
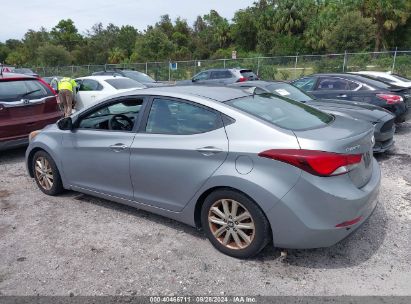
xmin=291 ymin=73 xmax=410 ymax=123
xmin=178 ymin=68 xmax=259 ymax=85
xmin=74 ymin=76 xmax=145 ymax=110
xmin=0 ymin=72 xmax=61 ymax=150
xmin=13 ymin=68 xmax=39 ymax=77
xmin=26 ymin=86 xmax=380 ymax=258
xmin=230 ymin=81 xmax=396 ymax=153
xmin=92 ymin=69 xmax=164 ymax=87
xmin=350 ymin=71 xmax=411 ymax=88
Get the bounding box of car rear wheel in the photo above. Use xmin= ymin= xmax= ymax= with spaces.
xmin=201 ymin=189 xmax=270 ymax=258
xmin=33 ymin=150 xmax=63 ymax=196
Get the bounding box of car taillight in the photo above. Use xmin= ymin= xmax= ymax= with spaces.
xmin=335 ymin=216 xmax=362 ymax=228
xmin=376 ymin=94 xmax=403 ymax=104
xmin=237 ymin=77 xmax=247 ymax=82
xmin=258 ymin=149 xmax=362 ymax=177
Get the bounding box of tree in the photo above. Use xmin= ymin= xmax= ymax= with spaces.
xmin=133 ymin=28 xmax=175 ymax=61
xmin=323 ymin=11 xmax=376 ymax=52
xmin=359 ymin=0 xmax=411 ymax=51
xmin=232 ymin=8 xmax=258 ymax=52
xmin=37 ymin=44 xmax=72 ymax=66
xmin=50 ymin=19 xmax=82 ymax=51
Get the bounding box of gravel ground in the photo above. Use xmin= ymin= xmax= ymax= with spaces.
xmin=0 ymin=123 xmax=410 ymax=296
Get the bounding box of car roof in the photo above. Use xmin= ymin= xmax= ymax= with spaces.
xmin=199 ymin=68 xmax=252 ymax=72
xmin=76 ymin=75 xmax=130 ymax=81
xmin=126 ymin=85 xmax=250 ymax=102
xmin=0 ymin=72 xmax=37 ymax=80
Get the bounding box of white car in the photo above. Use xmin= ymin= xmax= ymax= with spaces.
xmin=351 ymin=71 xmax=411 ymax=88
xmin=74 ymin=76 xmax=145 ymax=110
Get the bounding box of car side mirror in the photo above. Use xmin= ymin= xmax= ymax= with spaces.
xmin=57 ymin=117 xmax=73 ymax=130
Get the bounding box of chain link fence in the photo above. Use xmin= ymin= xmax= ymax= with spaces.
xmin=32 ymin=50 xmax=411 ymax=81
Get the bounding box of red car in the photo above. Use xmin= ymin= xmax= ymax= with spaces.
xmin=0 ymin=72 xmax=62 ymax=150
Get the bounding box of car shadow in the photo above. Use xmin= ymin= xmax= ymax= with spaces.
xmin=395 ymin=122 xmax=411 ymax=135
xmin=0 ymin=147 xmax=27 ymax=165
xmin=63 ymin=190 xmax=387 ymax=268
xmin=63 ymin=191 xmax=207 ymax=240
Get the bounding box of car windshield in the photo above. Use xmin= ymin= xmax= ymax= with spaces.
xmin=266 ymin=83 xmax=314 ymax=102
xmin=105 ymin=78 xmax=145 ymax=90
xmin=240 ymin=70 xmax=258 ymax=80
xmin=123 ymin=71 xmax=155 ymax=83
xmin=226 ymin=93 xmax=333 ymax=130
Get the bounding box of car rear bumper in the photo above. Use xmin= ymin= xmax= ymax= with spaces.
xmin=267 ymin=158 xmax=381 ymax=249
xmin=373 ymin=117 xmax=395 ymax=153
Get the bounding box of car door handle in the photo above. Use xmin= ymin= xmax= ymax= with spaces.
xmin=196 ymin=146 xmax=223 ymax=156
xmin=337 ymin=94 xmax=347 ymax=98
xmin=109 ymin=143 xmax=128 ymax=152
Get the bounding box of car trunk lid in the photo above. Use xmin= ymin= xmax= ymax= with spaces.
xmin=293 ymin=115 xmax=374 ymax=188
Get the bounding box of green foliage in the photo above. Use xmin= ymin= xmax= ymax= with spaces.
xmin=1 ymin=1 xmax=411 ymax=72
xmin=37 ymin=44 xmax=72 ymax=66
xmin=323 ymin=12 xmax=376 ymax=52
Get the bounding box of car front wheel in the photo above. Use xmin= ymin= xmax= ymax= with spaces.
xmin=32 ymin=150 xmax=63 ymax=196
xmin=201 ymin=189 xmax=270 ymax=258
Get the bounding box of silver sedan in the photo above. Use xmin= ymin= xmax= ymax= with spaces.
xmin=26 ymin=86 xmax=380 ymax=258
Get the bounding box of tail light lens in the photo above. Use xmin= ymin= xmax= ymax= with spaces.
xmin=237 ymin=77 xmax=247 ymax=82
xmin=258 ymin=149 xmax=362 ymax=177
xmin=376 ymin=94 xmax=403 ymax=104
xmin=335 ymin=216 xmax=362 ymax=228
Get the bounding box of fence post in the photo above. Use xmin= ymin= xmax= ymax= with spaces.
xmin=342 ymin=50 xmax=347 ymax=72
xmin=391 ymin=47 xmax=398 ymax=72
xmin=145 ymin=62 xmax=148 ymax=74
xmin=168 ymin=60 xmax=171 ymax=82
xmin=257 ymin=57 xmax=260 ymax=76
xmin=294 ymin=53 xmax=299 ymax=79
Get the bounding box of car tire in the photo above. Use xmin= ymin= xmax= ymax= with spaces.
xmin=201 ymin=189 xmax=270 ymax=259
xmin=32 ymin=150 xmax=64 ymax=196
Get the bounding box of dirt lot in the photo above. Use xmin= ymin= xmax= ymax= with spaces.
xmin=0 ymin=123 xmax=410 ymax=296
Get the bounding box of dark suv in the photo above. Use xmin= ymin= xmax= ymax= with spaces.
xmin=0 ymin=73 xmax=62 ymax=150
xmin=179 ymin=68 xmax=259 ymax=85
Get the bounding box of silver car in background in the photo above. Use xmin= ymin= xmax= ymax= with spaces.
xmin=26 ymin=86 xmax=380 ymax=258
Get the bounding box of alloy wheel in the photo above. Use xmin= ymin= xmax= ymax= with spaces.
xmin=208 ymin=199 xmax=255 ymax=250
xmin=34 ymin=157 xmax=54 ymax=191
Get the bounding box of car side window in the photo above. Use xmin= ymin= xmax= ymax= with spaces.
xmin=77 ymin=98 xmax=144 ymax=131
xmin=210 ymin=70 xmax=232 ymax=79
xmin=79 ymin=79 xmax=103 ymax=91
xmin=317 ymin=77 xmax=351 ymax=90
xmin=145 ymin=98 xmax=222 ymax=135
xmin=193 ymin=72 xmax=208 ymax=81
xmin=293 ymin=77 xmax=316 ymax=91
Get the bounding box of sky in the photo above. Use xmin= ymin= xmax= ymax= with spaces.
xmin=0 ymin=0 xmax=256 ymax=42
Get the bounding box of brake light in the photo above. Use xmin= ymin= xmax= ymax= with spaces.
xmin=258 ymin=149 xmax=362 ymax=177
xmin=376 ymin=94 xmax=403 ymax=104
xmin=237 ymin=77 xmax=247 ymax=82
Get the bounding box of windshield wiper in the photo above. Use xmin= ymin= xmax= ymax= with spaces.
xmin=19 ymin=89 xmax=41 ymax=99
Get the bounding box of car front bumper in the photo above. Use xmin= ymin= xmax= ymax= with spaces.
xmin=266 ymin=158 xmax=381 ymax=249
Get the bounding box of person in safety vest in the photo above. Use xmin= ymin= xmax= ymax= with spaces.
xmin=57 ymin=77 xmax=77 ymax=117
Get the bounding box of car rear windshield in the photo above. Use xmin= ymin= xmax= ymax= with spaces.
xmin=392 ymin=74 xmax=411 ymax=82
xmin=105 ymin=78 xmax=145 ymax=90
xmin=123 ymin=71 xmax=155 ymax=83
xmin=266 ymin=83 xmax=314 ymax=102
xmin=240 ymin=70 xmax=258 ymax=80
xmin=0 ymin=79 xmax=52 ymax=102
xmin=226 ymin=93 xmax=333 ymax=130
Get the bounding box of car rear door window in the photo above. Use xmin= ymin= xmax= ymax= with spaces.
xmin=80 ymin=79 xmax=103 ymax=91
xmin=145 ymin=98 xmax=221 ymax=135
xmin=0 ymin=79 xmax=51 ymax=102
xmin=210 ymin=70 xmax=233 ymax=79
